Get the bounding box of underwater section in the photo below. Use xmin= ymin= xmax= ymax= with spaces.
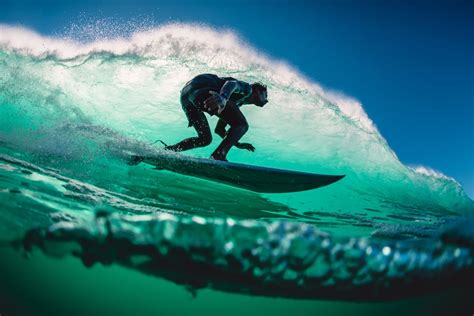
xmin=19 ymin=212 xmax=474 ymax=301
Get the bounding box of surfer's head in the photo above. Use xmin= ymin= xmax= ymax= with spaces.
xmin=250 ymin=82 xmax=268 ymax=107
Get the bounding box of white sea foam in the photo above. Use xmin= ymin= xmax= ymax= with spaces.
xmin=409 ymin=165 xmax=455 ymax=182
xmin=0 ymin=23 xmax=377 ymax=134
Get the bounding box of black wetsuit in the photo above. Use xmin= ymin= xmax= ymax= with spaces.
xmin=166 ymin=73 xmax=252 ymax=160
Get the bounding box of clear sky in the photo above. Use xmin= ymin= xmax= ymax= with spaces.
xmin=1 ymin=0 xmax=473 ymax=197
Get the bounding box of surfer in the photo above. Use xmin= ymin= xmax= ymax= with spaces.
xmin=164 ymin=73 xmax=268 ymax=161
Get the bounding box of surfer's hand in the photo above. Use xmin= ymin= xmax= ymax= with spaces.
xmin=235 ymin=142 xmax=255 ymax=152
xmin=204 ymin=91 xmax=228 ymax=114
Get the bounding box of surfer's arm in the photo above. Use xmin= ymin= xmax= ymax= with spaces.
xmin=205 ymin=80 xmax=251 ymax=114
xmin=219 ymin=80 xmax=252 ymax=100
xmin=235 ymin=142 xmax=255 ymax=152
xmin=214 ymin=119 xmax=227 ymax=138
xmin=215 ymin=118 xmax=254 ymax=151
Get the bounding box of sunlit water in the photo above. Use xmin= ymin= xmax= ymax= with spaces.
xmin=0 ymin=23 xmax=472 ymax=315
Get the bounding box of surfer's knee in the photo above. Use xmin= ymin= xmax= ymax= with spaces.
xmin=194 ymin=121 xmax=212 ymax=147
xmin=202 ymin=135 xmax=212 ymax=146
xmin=197 ymin=134 xmax=212 ymax=147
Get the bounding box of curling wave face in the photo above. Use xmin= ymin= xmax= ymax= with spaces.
xmin=0 ymin=23 xmax=473 ymax=299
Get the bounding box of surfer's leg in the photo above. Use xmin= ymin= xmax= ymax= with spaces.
xmin=211 ymin=101 xmax=248 ymax=160
xmin=165 ymin=97 xmax=212 ymax=152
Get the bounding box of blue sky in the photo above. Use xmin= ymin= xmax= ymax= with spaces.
xmin=1 ymin=0 xmax=473 ymax=197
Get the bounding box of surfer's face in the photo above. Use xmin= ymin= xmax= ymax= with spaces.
xmin=254 ymin=89 xmax=268 ymax=107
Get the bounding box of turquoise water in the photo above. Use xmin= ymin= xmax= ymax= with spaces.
xmin=0 ymin=24 xmax=473 ymax=315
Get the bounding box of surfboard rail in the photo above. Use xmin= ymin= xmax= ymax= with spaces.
xmin=139 ymin=153 xmax=345 ymax=193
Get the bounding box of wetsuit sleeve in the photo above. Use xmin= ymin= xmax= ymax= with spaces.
xmin=219 ymin=80 xmax=252 ymax=100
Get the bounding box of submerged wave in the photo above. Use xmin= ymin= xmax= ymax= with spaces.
xmin=18 ymin=211 xmax=474 ymax=301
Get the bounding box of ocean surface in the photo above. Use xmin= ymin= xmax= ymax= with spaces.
xmin=0 ymin=23 xmax=473 ymax=315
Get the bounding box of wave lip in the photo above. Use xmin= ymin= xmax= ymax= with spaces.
xmin=0 ymin=23 xmax=377 ymax=133
xmin=409 ymin=165 xmax=455 ymax=181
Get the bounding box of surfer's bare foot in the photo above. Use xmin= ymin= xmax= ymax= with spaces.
xmin=210 ymin=154 xmax=228 ymax=162
xmin=127 ymin=155 xmax=144 ymax=166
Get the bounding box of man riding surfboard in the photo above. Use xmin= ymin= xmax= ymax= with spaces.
xmin=165 ymin=73 xmax=268 ymax=161
xmin=129 ymin=73 xmax=268 ymax=164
